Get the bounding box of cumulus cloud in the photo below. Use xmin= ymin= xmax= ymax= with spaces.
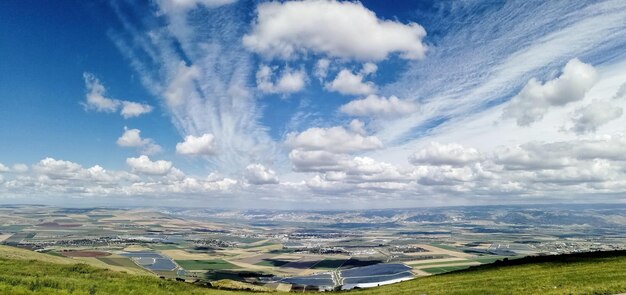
xmin=614 ymin=83 xmax=626 ymax=99
xmin=340 ymin=95 xmax=418 ymax=118
xmin=286 ymin=126 xmax=382 ymax=153
xmin=34 ymin=158 xmax=83 ymax=179
xmin=325 ymin=69 xmax=376 ymax=95
xmin=566 ymin=99 xmax=623 ymax=134
xmin=82 ymin=73 xmax=153 ymax=118
xmin=314 ymin=58 xmax=331 ymax=80
xmin=176 ymin=134 xmax=217 ymax=155
xmin=245 ymin=164 xmax=279 ymax=185
xmin=0 ymin=163 xmax=9 ymax=173
xmin=286 ymin=124 xmax=390 ymax=175
xmin=493 ymin=144 xmax=574 ymax=170
xmin=117 ymin=127 xmax=163 ymax=155
xmin=502 ymin=58 xmax=598 ymax=126
xmin=126 ymin=155 xmax=173 ymax=175
xmin=243 ymin=0 xmax=427 ymax=61
xmin=410 ymin=142 xmax=482 ymax=166
xmin=256 ymin=65 xmax=307 ymax=94
xmin=0 ymin=157 xmax=242 ymax=200
xmin=12 ymin=164 xmax=28 ymax=173
xmin=120 ymin=101 xmax=153 ymax=119
xmin=83 ymin=73 xmax=120 ymax=112
xmin=288 ymin=149 xmax=350 ymax=172
xmin=349 ymin=119 xmax=366 ymax=135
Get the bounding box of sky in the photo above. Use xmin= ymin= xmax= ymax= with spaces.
xmin=1 ymin=0 xmax=626 ymax=209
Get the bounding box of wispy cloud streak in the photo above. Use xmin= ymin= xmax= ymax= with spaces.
xmin=110 ymin=0 xmax=277 ymax=172
xmin=377 ymin=0 xmax=626 ymax=145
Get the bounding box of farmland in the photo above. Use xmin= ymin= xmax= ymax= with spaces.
xmin=1 ymin=245 xmax=626 ymax=294
xmin=176 ymin=259 xmax=240 ymax=270
xmin=2 ymin=204 xmax=626 ymax=291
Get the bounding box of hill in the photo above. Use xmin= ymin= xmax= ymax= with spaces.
xmin=2 ymin=245 xmax=626 ymax=294
xmin=354 ymin=251 xmax=626 ymax=294
xmin=0 ymin=245 xmax=255 ymax=294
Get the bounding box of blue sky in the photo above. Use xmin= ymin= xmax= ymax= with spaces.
xmin=1 ymin=0 xmax=626 ymax=209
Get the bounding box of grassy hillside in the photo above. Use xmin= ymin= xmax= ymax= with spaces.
xmin=2 ymin=245 xmax=626 ymax=294
xmin=0 ymin=246 xmax=257 ymax=294
xmin=354 ymin=251 xmax=626 ymax=295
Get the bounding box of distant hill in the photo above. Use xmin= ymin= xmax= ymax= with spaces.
xmin=2 ymin=245 xmax=626 ymax=294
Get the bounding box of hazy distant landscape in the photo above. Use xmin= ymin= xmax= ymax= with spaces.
xmin=2 ymin=204 xmax=626 ymax=292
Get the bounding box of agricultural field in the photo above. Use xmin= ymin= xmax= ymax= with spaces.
xmin=3 ymin=205 xmax=626 ymax=291
xmin=176 ymin=259 xmax=240 ymax=270
xmin=2 ymin=245 xmax=626 ymax=294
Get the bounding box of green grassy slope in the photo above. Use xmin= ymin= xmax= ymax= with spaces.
xmin=0 ymin=246 xmax=257 ymax=294
xmin=354 ymin=251 xmax=626 ymax=295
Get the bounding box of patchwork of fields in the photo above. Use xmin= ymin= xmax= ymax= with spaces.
xmin=3 ymin=205 xmax=625 ymax=292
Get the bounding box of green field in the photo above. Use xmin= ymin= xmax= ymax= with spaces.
xmin=176 ymin=259 xmax=240 ymax=270
xmin=421 ymin=265 xmax=472 ymax=274
xmin=356 ymin=251 xmax=626 ymax=294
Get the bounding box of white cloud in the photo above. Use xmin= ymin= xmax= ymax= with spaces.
xmin=410 ymin=142 xmax=482 ymax=166
xmin=243 ymin=0 xmax=427 ymax=61
xmin=286 ymin=124 xmax=385 ymax=173
xmin=256 ymin=65 xmax=307 ymax=94
xmin=12 ymin=164 xmax=28 ymax=173
xmin=348 ymin=119 xmax=366 ymax=135
xmin=360 ymin=62 xmax=378 ymax=75
xmin=83 ymin=73 xmax=120 ymax=113
xmin=120 ymin=101 xmax=153 ymax=119
xmin=286 ymin=126 xmax=382 ymax=153
xmin=126 ymin=155 xmax=173 ymax=175
xmin=325 ymin=69 xmax=376 ymax=95
xmin=503 ymin=58 xmax=598 ymax=126
xmin=176 ymin=134 xmax=217 ymax=155
xmin=566 ymin=99 xmax=623 ymax=134
xmin=112 ymin=0 xmax=279 ymax=174
xmin=82 ymin=72 xmax=153 ymax=118
xmin=117 ymin=127 xmax=163 ymax=155
xmin=245 ymin=164 xmax=279 ymax=185
xmin=314 ymin=59 xmax=331 ymax=80
xmin=614 ymin=82 xmax=626 ymax=99
xmin=0 ymin=157 xmax=243 ymax=200
xmin=0 ymin=163 xmax=9 ymax=173
xmin=288 ymin=149 xmax=349 ymax=172
xmin=340 ymin=95 xmax=418 ymax=118
xmin=34 ymin=158 xmax=83 ymax=180
xmin=163 ymin=63 xmax=201 ymax=108
xmin=493 ymin=144 xmax=574 ymax=170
